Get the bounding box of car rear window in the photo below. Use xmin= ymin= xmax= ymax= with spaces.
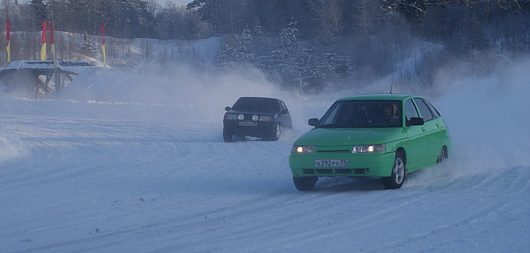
xmin=232 ymin=98 xmax=280 ymax=113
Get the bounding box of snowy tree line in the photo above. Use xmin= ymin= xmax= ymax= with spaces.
xmin=206 ymin=0 xmax=530 ymax=90
xmin=0 ymin=0 xmax=529 ymax=90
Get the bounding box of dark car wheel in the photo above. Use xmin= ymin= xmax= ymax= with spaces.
xmin=383 ymin=152 xmax=406 ymax=189
xmin=293 ymin=176 xmax=318 ymax=191
xmin=223 ymin=127 xmax=233 ymax=142
xmin=269 ymin=123 xmax=281 ymax=141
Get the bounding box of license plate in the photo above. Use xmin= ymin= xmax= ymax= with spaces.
xmin=239 ymin=121 xmax=257 ymax=127
xmin=314 ymin=159 xmax=348 ymax=168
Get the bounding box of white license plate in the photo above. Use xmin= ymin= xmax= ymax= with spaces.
xmin=239 ymin=121 xmax=258 ymax=127
xmin=314 ymin=159 xmax=348 ymax=168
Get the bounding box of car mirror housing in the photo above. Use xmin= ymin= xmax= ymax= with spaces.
xmin=225 ymin=106 xmax=231 ymax=112
xmin=308 ymin=118 xmax=319 ymax=127
xmin=407 ymin=117 xmax=424 ymax=126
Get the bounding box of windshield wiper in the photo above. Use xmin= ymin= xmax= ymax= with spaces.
xmin=318 ymin=124 xmax=336 ymax=128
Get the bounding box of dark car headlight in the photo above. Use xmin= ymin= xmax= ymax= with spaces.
xmin=224 ymin=113 xmax=237 ymax=120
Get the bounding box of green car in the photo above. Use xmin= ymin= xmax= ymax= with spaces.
xmin=289 ymin=94 xmax=450 ymax=191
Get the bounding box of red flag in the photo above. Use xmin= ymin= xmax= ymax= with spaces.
xmin=5 ymin=17 xmax=10 ymax=42
xmin=41 ymin=21 xmax=47 ymax=44
xmin=48 ymin=21 xmax=54 ymax=44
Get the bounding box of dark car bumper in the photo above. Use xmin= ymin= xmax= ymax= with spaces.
xmin=223 ymin=120 xmax=276 ymax=138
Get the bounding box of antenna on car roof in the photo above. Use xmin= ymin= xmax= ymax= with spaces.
xmin=390 ymin=75 xmax=394 ymax=94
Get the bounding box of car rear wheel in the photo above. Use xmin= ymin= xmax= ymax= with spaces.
xmin=293 ymin=176 xmax=317 ymax=191
xmin=383 ymin=152 xmax=406 ymax=189
xmin=223 ymin=127 xmax=233 ymax=142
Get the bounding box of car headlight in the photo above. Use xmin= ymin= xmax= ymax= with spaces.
xmin=292 ymin=145 xmax=315 ymax=154
xmin=225 ymin=113 xmax=237 ymax=120
xmin=237 ymin=114 xmax=245 ymax=120
xmin=252 ymin=115 xmax=259 ymax=121
xmin=259 ymin=115 xmax=273 ymax=122
xmin=352 ymin=144 xmax=385 ymax=153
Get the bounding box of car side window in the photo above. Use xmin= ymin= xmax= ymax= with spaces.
xmin=279 ymin=101 xmax=288 ymax=112
xmin=405 ymin=99 xmax=419 ymax=122
xmin=413 ymin=98 xmax=434 ymax=122
xmin=424 ymin=99 xmax=441 ymax=118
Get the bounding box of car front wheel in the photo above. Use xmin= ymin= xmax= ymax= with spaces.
xmin=269 ymin=123 xmax=281 ymax=141
xmin=223 ymin=127 xmax=233 ymax=142
xmin=293 ymin=176 xmax=317 ymax=191
xmin=383 ymin=152 xmax=406 ymax=189
xmin=437 ymin=146 xmax=448 ymax=163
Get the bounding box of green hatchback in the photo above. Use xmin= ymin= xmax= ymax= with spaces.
xmin=289 ymin=94 xmax=450 ymax=190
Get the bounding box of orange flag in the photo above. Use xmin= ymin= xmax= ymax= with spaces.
xmin=100 ymin=23 xmax=106 ymax=67
xmin=40 ymin=21 xmax=47 ymax=61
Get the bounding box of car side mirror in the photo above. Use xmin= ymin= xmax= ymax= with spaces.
xmin=407 ymin=117 xmax=424 ymax=126
xmin=225 ymin=106 xmax=231 ymax=112
xmin=308 ymin=118 xmax=319 ymax=127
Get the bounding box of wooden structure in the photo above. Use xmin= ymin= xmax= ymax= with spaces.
xmin=0 ymin=60 xmax=94 ymax=97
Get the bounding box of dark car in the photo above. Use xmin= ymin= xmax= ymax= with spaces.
xmin=223 ymin=97 xmax=292 ymax=142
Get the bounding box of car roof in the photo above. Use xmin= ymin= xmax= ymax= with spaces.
xmin=338 ymin=93 xmax=413 ymax=101
xmin=238 ymin=96 xmax=280 ymax=101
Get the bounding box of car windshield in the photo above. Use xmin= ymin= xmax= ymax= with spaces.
xmin=232 ymin=97 xmax=279 ymax=113
xmin=318 ymin=100 xmax=402 ymax=128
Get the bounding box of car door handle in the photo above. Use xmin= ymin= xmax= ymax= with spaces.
xmin=422 ymin=127 xmax=426 ymax=132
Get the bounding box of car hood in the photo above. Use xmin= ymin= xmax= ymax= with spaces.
xmin=295 ymin=127 xmax=406 ymax=146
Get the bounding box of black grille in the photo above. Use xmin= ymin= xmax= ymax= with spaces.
xmin=334 ymin=169 xmax=352 ymax=174
xmin=302 ymin=168 xmax=368 ymax=175
xmin=352 ymin=169 xmax=367 ymax=174
xmin=316 ymin=169 xmax=333 ymax=174
xmin=303 ymin=169 xmax=315 ymax=175
xmin=317 ymin=150 xmax=350 ymax=153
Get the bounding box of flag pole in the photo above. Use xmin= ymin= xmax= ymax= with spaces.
xmin=6 ymin=16 xmax=11 ymax=64
xmin=100 ymin=23 xmax=106 ymax=67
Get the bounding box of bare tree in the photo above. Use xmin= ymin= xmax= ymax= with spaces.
xmin=306 ymin=0 xmax=343 ymax=37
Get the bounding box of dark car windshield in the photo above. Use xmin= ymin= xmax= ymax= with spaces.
xmin=318 ymin=100 xmax=402 ymax=128
xmin=232 ymin=97 xmax=280 ymax=113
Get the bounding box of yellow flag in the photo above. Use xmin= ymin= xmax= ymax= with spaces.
xmin=40 ymin=43 xmax=47 ymax=61
xmin=101 ymin=44 xmax=106 ymax=67
xmin=6 ymin=41 xmax=10 ymax=63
